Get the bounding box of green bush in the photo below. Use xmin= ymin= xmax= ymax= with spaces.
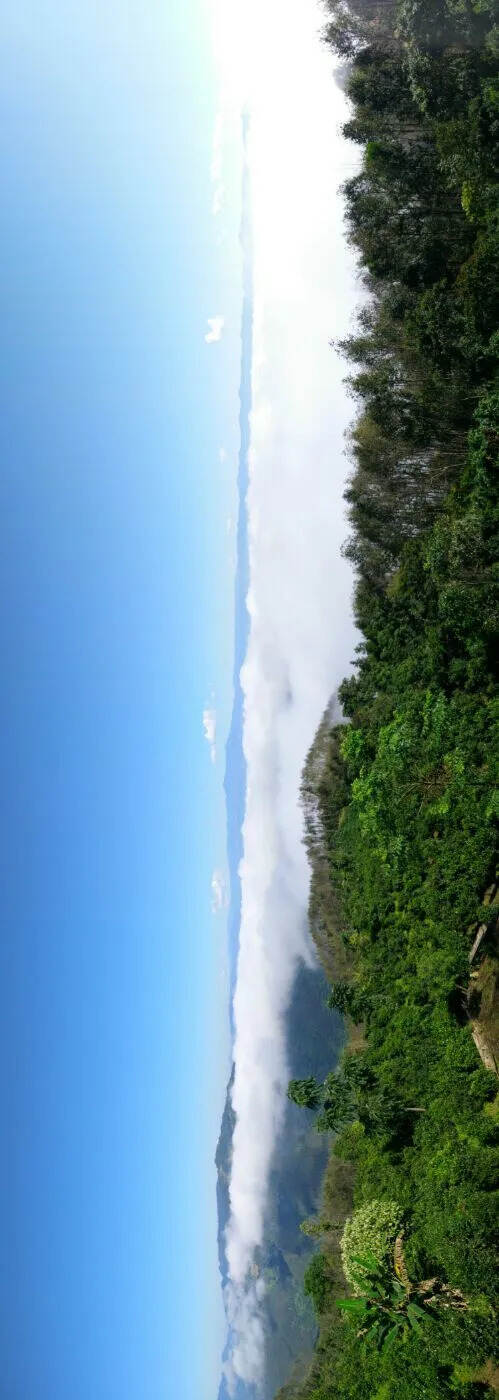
xmin=341 ymin=1200 xmax=404 ymax=1290
xmin=303 ymin=1254 xmax=333 ymax=1316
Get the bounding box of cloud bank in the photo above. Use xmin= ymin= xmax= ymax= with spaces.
xmin=213 ymin=0 xmax=362 ymax=1389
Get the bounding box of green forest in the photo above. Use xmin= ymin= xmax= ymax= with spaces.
xmin=276 ymin=0 xmax=499 ymax=1394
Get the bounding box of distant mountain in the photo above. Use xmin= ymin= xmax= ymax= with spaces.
xmin=218 ymin=111 xmax=344 ymax=1400
xmin=216 ymin=961 xmax=344 ymax=1400
xmin=217 ymin=113 xmax=257 ymax=1400
xmin=224 ymin=113 xmax=253 ymax=1012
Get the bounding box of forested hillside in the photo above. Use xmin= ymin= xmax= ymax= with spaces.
xmin=276 ymin=0 xmax=499 ymax=1393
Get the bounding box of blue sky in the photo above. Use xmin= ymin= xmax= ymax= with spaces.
xmin=0 ymin=3 xmax=240 ymax=1396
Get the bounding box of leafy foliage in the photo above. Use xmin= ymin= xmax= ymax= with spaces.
xmin=275 ymin=0 xmax=499 ymax=1395
xmin=341 ymin=1202 xmax=404 ymax=1290
xmin=337 ymin=1253 xmax=467 ymax=1349
xmin=303 ymin=1255 xmax=333 ymax=1316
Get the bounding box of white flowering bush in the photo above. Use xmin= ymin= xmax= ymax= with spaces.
xmin=341 ymin=1199 xmax=404 ymax=1291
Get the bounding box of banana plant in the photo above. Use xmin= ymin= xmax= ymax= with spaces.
xmin=337 ymin=1251 xmax=465 ymax=1350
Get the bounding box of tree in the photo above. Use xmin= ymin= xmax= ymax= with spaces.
xmin=327 ymin=981 xmax=367 ymax=1021
xmin=300 ymin=1216 xmax=334 ymax=1239
xmin=303 ymin=1254 xmax=333 ymax=1315
xmin=317 ymin=1073 xmax=358 ymax=1133
xmin=288 ymin=1077 xmax=322 ymax=1110
xmin=289 ymin=1058 xmax=424 ymax=1136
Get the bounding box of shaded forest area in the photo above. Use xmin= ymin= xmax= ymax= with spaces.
xmin=276 ymin=0 xmax=498 ymax=1394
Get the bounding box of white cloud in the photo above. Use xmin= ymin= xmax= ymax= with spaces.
xmin=202 ymin=707 xmax=217 ymax=762
xmin=211 ymin=868 xmax=229 ymax=914
xmin=212 ymin=0 xmax=362 ymax=1390
xmin=205 ymin=315 xmax=225 ymax=344
xmin=219 ymin=446 xmax=228 ymax=463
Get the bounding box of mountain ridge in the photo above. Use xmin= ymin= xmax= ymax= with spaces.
xmin=216 ymin=962 xmax=344 ymax=1399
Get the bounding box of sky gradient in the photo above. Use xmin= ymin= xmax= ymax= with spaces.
xmin=0 ymin=3 xmax=238 ymax=1396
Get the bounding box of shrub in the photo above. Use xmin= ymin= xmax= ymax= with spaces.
xmin=303 ymin=1254 xmax=333 ymax=1315
xmin=341 ymin=1200 xmax=404 ymax=1290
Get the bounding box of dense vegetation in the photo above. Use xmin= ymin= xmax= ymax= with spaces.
xmin=276 ymin=0 xmax=499 ymax=1394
